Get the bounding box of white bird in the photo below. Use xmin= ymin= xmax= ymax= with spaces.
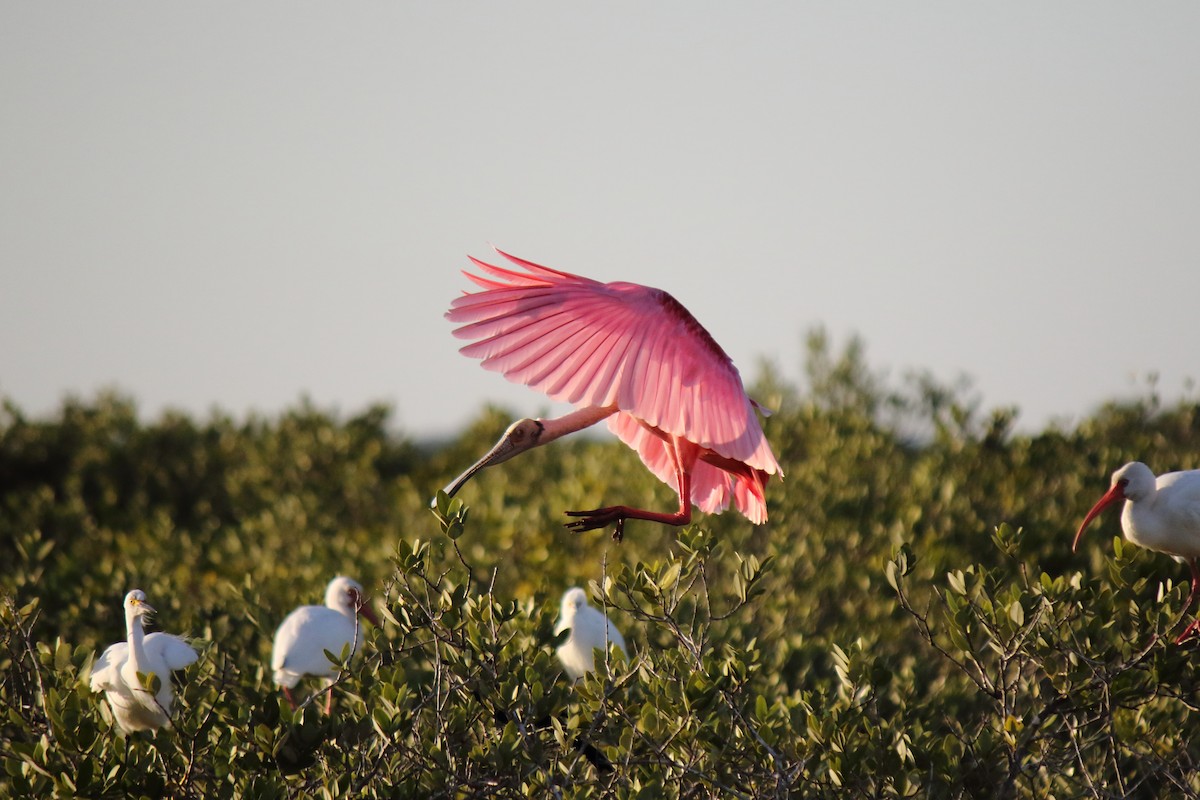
xmin=553 ymin=587 xmax=627 ymax=681
xmin=90 ymin=589 xmax=199 ymax=734
xmin=1075 ymin=461 xmax=1200 ymax=642
xmin=271 ymin=576 xmax=380 ymax=712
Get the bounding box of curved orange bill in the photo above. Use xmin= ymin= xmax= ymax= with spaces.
xmin=358 ymin=605 xmax=381 ymax=627
xmin=351 ymin=589 xmax=382 ymax=627
xmin=1073 ymin=483 xmax=1126 ymax=552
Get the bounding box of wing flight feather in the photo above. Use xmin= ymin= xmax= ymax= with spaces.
xmin=447 ymin=249 xmax=781 ymax=480
xmin=144 ymin=632 xmax=200 ymax=671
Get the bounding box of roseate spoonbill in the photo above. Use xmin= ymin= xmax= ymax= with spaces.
xmin=440 ymin=248 xmax=782 ymax=541
xmin=271 ymin=576 xmax=380 ymax=712
xmin=90 ymin=589 xmax=199 ymax=734
xmin=554 ymin=587 xmax=627 ymax=680
xmin=1075 ymin=462 xmax=1200 ymax=642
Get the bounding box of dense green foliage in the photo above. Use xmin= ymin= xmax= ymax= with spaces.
xmin=3 ymin=334 xmax=1200 ymax=798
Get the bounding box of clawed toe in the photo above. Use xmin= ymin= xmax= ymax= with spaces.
xmin=563 ymin=508 xmax=626 ymax=541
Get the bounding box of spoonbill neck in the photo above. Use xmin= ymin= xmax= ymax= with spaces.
xmin=439 ymin=405 xmax=618 ymax=501
xmin=539 ymin=405 xmax=619 ymax=444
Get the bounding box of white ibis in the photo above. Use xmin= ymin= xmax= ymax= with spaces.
xmin=1075 ymin=461 xmax=1200 ymax=642
xmin=271 ymin=576 xmax=380 ymax=712
xmin=553 ymin=587 xmax=627 ymax=680
xmin=439 ymin=248 xmax=782 ymax=541
xmin=90 ymin=589 xmax=199 ymax=734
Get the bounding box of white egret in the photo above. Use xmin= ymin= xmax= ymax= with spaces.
xmin=271 ymin=576 xmax=380 ymax=712
xmin=554 ymin=587 xmax=627 ymax=680
xmin=90 ymin=589 xmax=199 ymax=734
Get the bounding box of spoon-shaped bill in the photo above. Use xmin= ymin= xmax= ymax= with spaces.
xmin=431 ymin=421 xmax=536 ymax=507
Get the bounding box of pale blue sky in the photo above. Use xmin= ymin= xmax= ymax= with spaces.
xmin=2 ymin=4 xmax=1197 ymax=438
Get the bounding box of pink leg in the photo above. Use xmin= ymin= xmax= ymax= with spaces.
xmin=1172 ymin=559 xmax=1200 ymax=644
xmin=282 ymin=686 xmax=298 ymax=710
xmin=564 ymin=502 xmax=692 ymax=541
xmin=564 ymin=437 xmax=695 ymax=541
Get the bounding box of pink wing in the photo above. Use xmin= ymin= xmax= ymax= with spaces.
xmin=447 ymin=249 xmax=782 ymax=494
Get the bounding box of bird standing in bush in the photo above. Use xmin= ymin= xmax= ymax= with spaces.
xmin=90 ymin=589 xmax=199 ymax=734
xmin=440 ymin=248 xmax=782 ymax=541
xmin=271 ymin=576 xmax=380 ymax=712
xmin=1075 ymin=461 xmax=1200 ymax=642
xmin=554 ymin=587 xmax=627 ymax=680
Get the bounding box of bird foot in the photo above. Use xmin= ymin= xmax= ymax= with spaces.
xmin=1174 ymin=619 xmax=1200 ymax=645
xmin=564 ymin=507 xmax=626 ymax=542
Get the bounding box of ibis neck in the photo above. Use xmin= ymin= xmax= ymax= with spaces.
xmin=540 ymin=405 xmax=618 ymax=444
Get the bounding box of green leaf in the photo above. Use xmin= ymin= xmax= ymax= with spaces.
xmin=947 ymin=570 xmax=967 ymax=596
xmin=884 ymin=561 xmax=898 ymax=592
xmin=658 ymin=561 xmax=682 ymax=591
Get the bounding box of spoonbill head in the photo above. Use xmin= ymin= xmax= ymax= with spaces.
xmin=553 ymin=587 xmax=627 ymax=681
xmin=90 ymin=589 xmax=199 ymax=734
xmin=441 ymin=418 xmax=549 ymax=498
xmin=271 ymin=576 xmax=380 ymax=712
xmin=440 ymin=248 xmax=782 ymax=541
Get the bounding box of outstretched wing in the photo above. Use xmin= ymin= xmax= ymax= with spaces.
xmin=143 ymin=633 xmax=200 ymax=671
xmin=447 ymin=248 xmax=781 ymax=478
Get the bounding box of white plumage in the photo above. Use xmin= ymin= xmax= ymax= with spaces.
xmin=1076 ymin=461 xmax=1200 ymax=642
xmin=271 ymin=576 xmax=379 ymax=711
xmin=553 ymin=587 xmax=627 ymax=681
xmin=90 ymin=589 xmax=198 ymax=734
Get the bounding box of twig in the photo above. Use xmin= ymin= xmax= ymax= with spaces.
xmin=5 ymin=597 xmax=54 ymax=742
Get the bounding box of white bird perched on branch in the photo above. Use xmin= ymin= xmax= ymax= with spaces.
xmin=554 ymin=587 xmax=627 ymax=680
xmin=271 ymin=576 xmax=380 ymax=712
xmin=90 ymin=589 xmax=199 ymax=734
xmin=1075 ymin=461 xmax=1200 ymax=642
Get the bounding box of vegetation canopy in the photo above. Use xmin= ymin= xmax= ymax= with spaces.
xmin=2 ymin=332 xmax=1199 ymax=798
